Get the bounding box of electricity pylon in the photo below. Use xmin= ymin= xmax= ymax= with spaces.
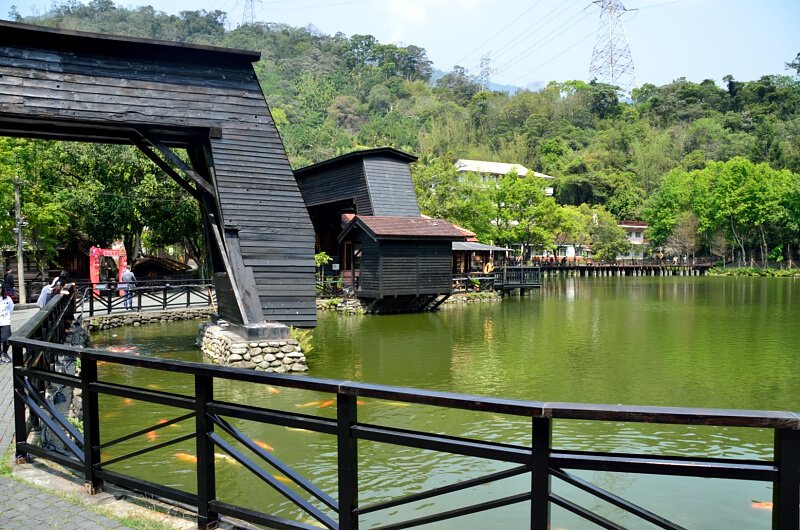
xmin=242 ymin=0 xmax=262 ymax=26
xmin=588 ymin=0 xmax=639 ymax=94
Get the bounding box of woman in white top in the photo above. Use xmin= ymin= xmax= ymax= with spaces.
xmin=0 ymin=284 xmax=13 ymax=363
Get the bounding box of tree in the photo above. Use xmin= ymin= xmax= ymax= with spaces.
xmin=666 ymin=211 xmax=700 ymax=261
xmin=588 ymin=206 xmax=629 ymax=261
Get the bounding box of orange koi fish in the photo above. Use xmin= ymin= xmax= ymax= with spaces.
xmin=317 ymin=400 xmax=335 ymax=409
xmin=157 ymin=419 xmax=168 ymax=425
xmin=751 ymin=501 xmax=773 ymax=510
xmin=174 ymin=452 xmax=198 ymax=463
xmin=253 ymin=440 xmax=274 ymax=452
xmin=146 ymin=431 xmax=158 ymax=442
xmin=123 ymin=398 xmax=134 ymax=406
xmin=264 ymin=386 xmax=282 ymax=395
xmin=296 ymin=401 xmax=323 ymax=408
xmin=356 ymin=400 xmax=365 ymax=406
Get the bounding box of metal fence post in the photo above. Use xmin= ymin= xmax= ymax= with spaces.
xmin=337 ymin=391 xmax=358 ymax=530
xmin=12 ymin=344 xmax=28 ymax=463
xmin=195 ymin=374 xmax=218 ymax=529
xmin=531 ymin=417 xmax=552 ymax=530
xmin=162 ymin=286 xmax=168 ymax=310
xmin=82 ymin=355 xmax=103 ymax=493
xmin=773 ymin=428 xmax=800 ymax=530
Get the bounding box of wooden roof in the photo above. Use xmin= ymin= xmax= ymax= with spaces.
xmin=339 ymin=215 xmax=467 ymax=242
xmin=0 ymin=20 xmax=259 ymax=66
xmin=294 ymin=147 xmax=418 ymax=179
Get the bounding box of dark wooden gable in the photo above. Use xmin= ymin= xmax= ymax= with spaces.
xmin=294 ymin=147 xmax=419 ymax=216
xmin=0 ymin=21 xmax=315 ymax=327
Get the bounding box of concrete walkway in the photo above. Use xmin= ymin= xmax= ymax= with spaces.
xmin=0 ymin=305 xmax=137 ymax=529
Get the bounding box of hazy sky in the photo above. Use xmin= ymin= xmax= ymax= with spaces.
xmin=2 ymin=0 xmax=798 ymax=89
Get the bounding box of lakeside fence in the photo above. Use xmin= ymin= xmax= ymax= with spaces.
xmin=74 ymin=278 xmax=215 ymax=316
xmin=9 ymin=292 xmax=800 ymax=529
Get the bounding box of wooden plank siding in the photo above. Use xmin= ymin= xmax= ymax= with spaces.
xmin=363 ymin=157 xmax=420 ymax=217
xmin=379 ymin=241 xmax=452 ymax=296
xmin=0 ymin=22 xmax=316 ymax=326
xmin=294 ymin=161 xmax=373 ymax=215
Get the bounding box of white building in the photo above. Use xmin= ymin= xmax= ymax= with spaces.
xmin=454 ymin=159 xmax=555 ymax=196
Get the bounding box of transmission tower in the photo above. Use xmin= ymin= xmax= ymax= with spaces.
xmin=588 ymin=0 xmax=639 ymax=93
xmin=478 ymin=54 xmax=496 ymax=92
xmin=242 ymin=0 xmax=262 ymax=25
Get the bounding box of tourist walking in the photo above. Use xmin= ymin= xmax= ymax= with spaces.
xmin=121 ymin=266 xmax=136 ymax=311
xmin=0 ymin=284 xmax=13 ymax=363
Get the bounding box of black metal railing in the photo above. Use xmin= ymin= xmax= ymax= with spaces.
xmin=74 ymin=279 xmax=214 ymax=316
xmin=9 ymin=294 xmax=800 ymax=529
xmin=494 ymin=266 xmax=542 ymax=289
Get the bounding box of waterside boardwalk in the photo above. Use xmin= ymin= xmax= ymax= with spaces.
xmin=538 ymin=262 xmax=713 ymax=277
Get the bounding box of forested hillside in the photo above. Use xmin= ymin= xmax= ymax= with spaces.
xmin=3 ymin=1 xmax=800 ymax=268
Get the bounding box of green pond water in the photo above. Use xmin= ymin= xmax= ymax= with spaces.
xmin=91 ymin=276 xmax=800 ymax=529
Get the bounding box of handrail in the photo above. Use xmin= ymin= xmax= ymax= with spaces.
xmin=8 ymin=295 xmax=800 ymax=530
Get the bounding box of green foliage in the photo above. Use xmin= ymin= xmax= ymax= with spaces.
xmin=289 ymin=326 xmax=314 ymax=354
xmin=5 ymin=4 xmax=800 ymax=267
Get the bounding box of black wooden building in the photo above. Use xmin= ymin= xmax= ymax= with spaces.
xmin=0 ymin=21 xmax=315 ymax=330
xmin=294 ymin=148 xmax=465 ymax=313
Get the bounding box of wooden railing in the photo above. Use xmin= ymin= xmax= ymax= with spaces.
xmin=10 ymin=294 xmax=800 ymax=529
xmin=74 ymin=279 xmax=214 ymax=316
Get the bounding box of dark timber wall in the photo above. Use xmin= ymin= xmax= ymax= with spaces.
xmin=294 ymin=148 xmax=419 ymax=217
xmin=0 ymin=22 xmax=315 ymax=326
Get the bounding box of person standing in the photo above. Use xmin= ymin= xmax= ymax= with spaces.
xmin=3 ymin=269 xmax=15 ymax=301
xmin=121 ymin=266 xmax=137 ymax=311
xmin=0 ymin=284 xmax=13 ymax=363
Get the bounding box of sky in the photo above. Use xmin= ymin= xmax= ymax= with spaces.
xmin=2 ymin=0 xmax=798 ymax=90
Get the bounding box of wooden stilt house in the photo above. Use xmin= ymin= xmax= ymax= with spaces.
xmin=294 ymin=148 xmax=466 ymax=313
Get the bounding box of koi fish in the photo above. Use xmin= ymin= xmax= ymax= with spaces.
xmin=146 ymin=431 xmax=158 ymax=442
xmin=123 ymin=398 xmax=134 ymax=406
xmin=146 ymin=384 xmax=162 ymax=390
xmin=107 ymin=346 xmax=136 ymax=353
xmin=286 ymin=427 xmax=312 ymax=433
xmin=174 ymin=452 xmax=198 ymax=464
xmin=384 ymin=401 xmax=411 ymax=407
xmin=296 ymin=400 xmax=324 ymax=408
xmin=272 ymin=474 xmax=292 ymax=484
xmin=214 ymin=452 xmax=237 ymax=464
xmin=253 ymin=440 xmax=274 ymax=452
xmin=157 ymin=419 xmax=168 ymax=425
xmin=751 ymin=501 xmax=773 ymax=510
xmin=317 ymin=400 xmax=335 ymax=409
xmin=356 ymin=400 xmax=365 ymax=406
xmin=264 ymin=386 xmax=282 ymax=395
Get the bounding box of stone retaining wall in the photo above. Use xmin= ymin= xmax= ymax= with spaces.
xmin=316 ymin=297 xmax=363 ymax=314
xmin=83 ymin=307 xmax=214 ymax=331
xmin=197 ymin=322 xmax=308 ymax=374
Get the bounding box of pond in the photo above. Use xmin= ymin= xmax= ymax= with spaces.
xmin=91 ymin=276 xmax=800 ymax=529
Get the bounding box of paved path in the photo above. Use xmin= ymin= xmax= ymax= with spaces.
xmin=0 ymin=306 xmax=136 ymax=530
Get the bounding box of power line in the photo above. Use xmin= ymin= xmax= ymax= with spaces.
xmin=493 ymin=7 xmax=594 ymax=78
xmin=452 ymin=0 xmax=544 ymax=67
xmin=508 ymin=30 xmax=596 ymax=87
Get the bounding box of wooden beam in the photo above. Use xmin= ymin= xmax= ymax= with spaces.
xmin=133 ymin=139 xmax=201 ymax=200
xmin=136 ymin=131 xmax=217 ymax=197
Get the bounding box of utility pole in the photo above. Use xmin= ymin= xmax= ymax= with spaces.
xmin=13 ymin=177 xmax=26 ymax=304
xmin=241 ymin=0 xmax=262 ymax=26
xmin=588 ymin=0 xmax=639 ymax=95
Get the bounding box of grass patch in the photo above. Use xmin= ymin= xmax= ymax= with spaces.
xmin=708 ymin=267 xmax=800 ymax=277
xmin=0 ymin=443 xmax=13 ymax=477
